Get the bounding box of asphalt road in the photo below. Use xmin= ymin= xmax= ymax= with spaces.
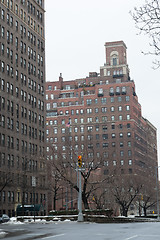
xmin=1 ymin=221 xmax=160 ymax=240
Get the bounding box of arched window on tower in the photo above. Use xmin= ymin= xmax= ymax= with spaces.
xmin=110 ymin=51 xmax=119 ymax=66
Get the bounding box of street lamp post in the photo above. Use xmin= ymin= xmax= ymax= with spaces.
xmin=78 ymin=168 xmax=83 ymax=222
xmin=77 ymin=155 xmax=83 ymax=222
xmin=32 ymin=176 xmax=36 ymax=222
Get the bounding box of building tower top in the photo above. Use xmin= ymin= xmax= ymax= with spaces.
xmin=104 ymin=41 xmax=127 ymax=66
xmin=100 ymin=40 xmax=129 ymax=81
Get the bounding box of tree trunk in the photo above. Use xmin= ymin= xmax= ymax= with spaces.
xmin=53 ymin=195 xmax=56 ymax=210
xmin=122 ymin=206 xmax=128 ymax=217
xmin=82 ymin=194 xmax=89 ymax=209
xmin=143 ymin=207 xmax=147 ymax=217
xmin=139 ymin=201 xmax=142 ymax=216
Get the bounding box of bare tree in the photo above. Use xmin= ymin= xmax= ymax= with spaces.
xmin=47 ymin=161 xmax=62 ymax=211
xmin=137 ymin=183 xmax=157 ymax=217
xmin=111 ymin=175 xmax=142 ymax=217
xmin=92 ymin=187 xmax=108 ymax=210
xmin=0 ymin=174 xmax=12 ymax=193
xmin=49 ymin=129 xmax=107 ymax=210
xmin=131 ymin=0 xmax=160 ymax=68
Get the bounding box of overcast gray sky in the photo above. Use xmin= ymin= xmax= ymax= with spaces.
xmin=45 ymin=0 xmax=160 ymax=164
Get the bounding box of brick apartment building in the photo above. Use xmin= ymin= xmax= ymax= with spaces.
xmin=0 ymin=0 xmax=47 ymax=216
xmin=46 ymin=41 xmax=158 ymax=212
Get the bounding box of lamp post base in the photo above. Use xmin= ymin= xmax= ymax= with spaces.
xmin=78 ymin=213 xmax=83 ymax=222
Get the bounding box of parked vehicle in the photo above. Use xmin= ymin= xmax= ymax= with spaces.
xmin=0 ymin=214 xmax=10 ymax=223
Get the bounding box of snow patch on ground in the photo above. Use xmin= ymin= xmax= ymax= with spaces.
xmin=0 ymin=231 xmax=7 ymax=238
xmin=7 ymin=217 xmax=24 ymax=224
xmin=64 ymin=219 xmax=71 ymax=222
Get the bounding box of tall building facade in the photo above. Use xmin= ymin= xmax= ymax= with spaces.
xmin=46 ymin=41 xmax=158 ymax=212
xmin=0 ymin=0 xmax=47 ymax=216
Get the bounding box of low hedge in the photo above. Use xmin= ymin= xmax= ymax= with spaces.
xmin=49 ymin=209 xmax=113 ymax=218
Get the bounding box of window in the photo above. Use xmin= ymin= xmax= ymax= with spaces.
xmin=120 ymin=151 xmax=124 ymax=157
xmin=113 ymin=160 xmax=116 ymax=166
xmin=1 ymin=44 xmax=5 ymax=55
xmin=111 ymin=116 xmax=115 ymax=121
xmin=128 ymin=160 xmax=132 ymax=165
xmin=103 ymin=134 xmax=108 ymax=140
xmin=87 ymin=117 xmax=92 ymax=123
xmin=109 ymin=87 xmax=114 ymax=95
xmin=122 ymin=86 xmax=126 ymax=93
xmin=126 ymin=114 xmax=130 ymax=120
xmin=102 ymin=125 xmax=107 ymax=131
xmin=62 ymin=146 xmax=66 ymax=151
xmin=95 ymin=117 xmax=99 ymax=122
xmin=128 ymin=141 xmax=131 ymax=147
xmin=61 ymin=128 xmax=65 ymax=133
xmin=54 ymin=128 xmax=58 ymax=134
xmin=16 ymin=87 xmax=19 ymax=97
xmin=103 ymin=143 xmax=108 ymax=148
xmin=95 ymin=125 xmax=99 ymax=131
xmin=103 ymin=152 xmax=108 ymax=158
xmin=120 ymin=142 xmax=123 ymax=147
xmin=80 ymin=109 xmax=84 ymax=114
xmin=111 ymin=124 xmax=115 ymax=129
xmin=1 ymin=9 xmax=5 ymax=20
xmin=95 ymin=108 xmax=99 ymax=113
xmin=1 ymin=27 xmax=5 ymax=38
xmin=110 ymin=106 xmax=114 ymax=112
xmin=102 ymin=107 xmax=107 ymax=113
xmin=1 ymin=62 xmax=5 ymax=72
xmin=74 ymin=127 xmax=78 ymax=133
xmin=74 ymin=118 xmax=78 ymax=123
xmin=113 ymin=56 xmax=117 ymax=66
xmin=75 ymin=136 xmax=78 ymax=141
xmin=119 ymin=133 xmax=123 ymax=138
xmin=121 ymin=160 xmax=124 ymax=166
xmin=53 ymin=103 xmax=57 ymax=108
xmin=46 ymin=103 xmax=50 ymax=110
xmin=118 ymin=106 xmax=122 ymax=111
xmin=118 ymin=96 xmax=122 ymax=102
xmin=61 ymin=119 xmax=65 ymax=125
xmin=101 ymin=98 xmax=107 ymax=104
xmin=102 ymin=116 xmax=107 ymax=122
xmin=119 ymin=115 xmax=122 ymax=120
xmin=81 ymin=135 xmax=84 ymax=141
xmin=86 ymin=99 xmax=92 ymax=105
xmin=127 ymin=132 xmax=131 ymax=137
xmin=112 ymin=133 xmax=116 ymax=138
xmin=128 ymin=150 xmax=132 ymax=156
xmin=88 ymin=152 xmax=93 ymax=158
xmin=98 ymin=88 xmax=103 ymax=95
xmin=87 ymin=108 xmax=92 ymax=114
xmin=126 ymin=96 xmax=130 ymax=102
xmin=126 ymin=105 xmax=130 ymax=111
xmin=96 ymin=134 xmax=99 ymax=140
xmin=116 ymin=86 xmax=120 ymax=94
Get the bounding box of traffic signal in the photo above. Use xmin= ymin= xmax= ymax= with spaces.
xmin=78 ymin=155 xmax=82 ymax=167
